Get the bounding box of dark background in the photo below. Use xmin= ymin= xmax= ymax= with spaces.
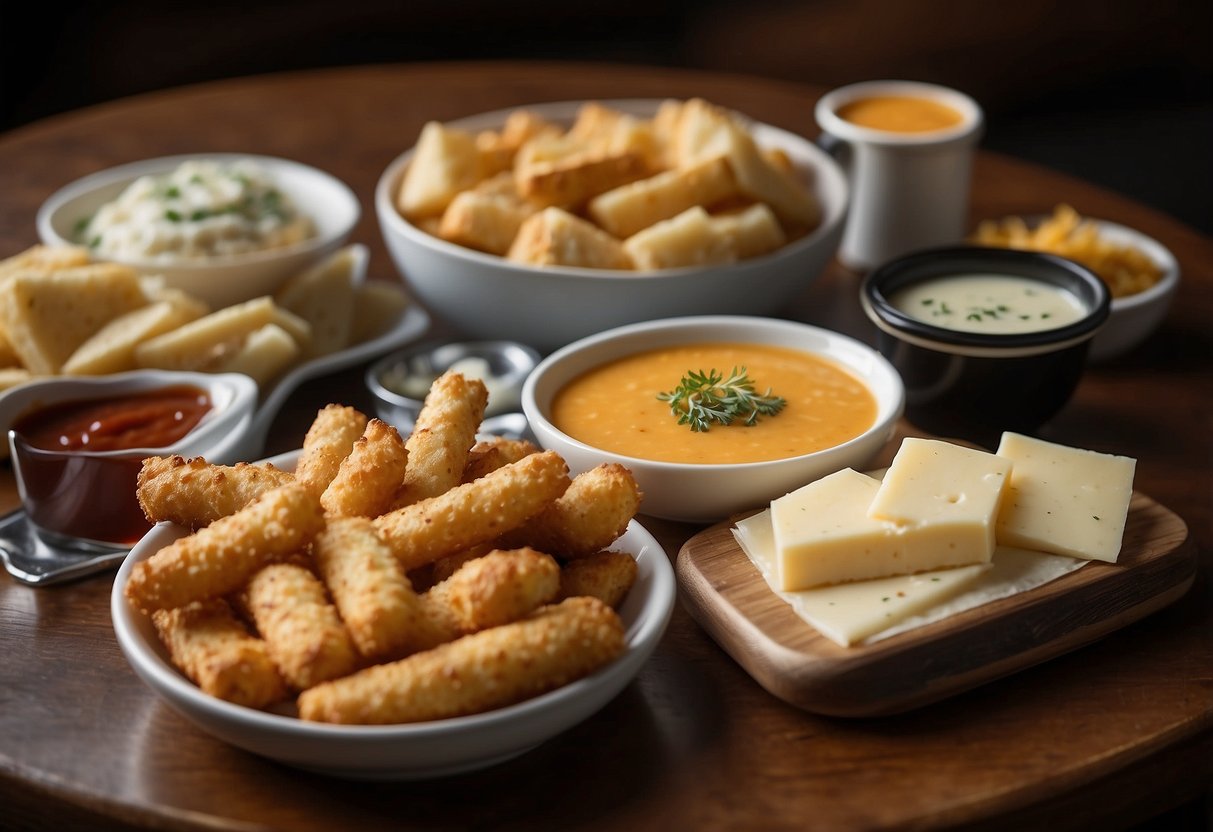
xmin=1 ymin=0 xmax=1210 ymax=233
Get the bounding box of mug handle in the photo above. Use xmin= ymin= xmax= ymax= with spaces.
xmin=816 ymin=132 xmax=851 ymax=167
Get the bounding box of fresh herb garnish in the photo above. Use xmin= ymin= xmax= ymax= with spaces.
xmin=657 ymin=366 xmax=786 ymax=432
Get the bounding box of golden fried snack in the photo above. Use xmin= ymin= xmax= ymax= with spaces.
xmin=424 ymin=547 xmax=560 ymax=634
xmin=294 ymin=404 xmax=368 ymax=495
xmin=137 ymin=455 xmax=295 ymax=529
xmin=460 ymin=436 xmax=539 ymax=483
xmin=321 ymin=418 xmax=409 ymax=518
xmin=152 ymin=599 xmax=288 ymax=709
xmin=297 ymin=596 xmax=625 ymax=724
xmin=558 ymin=550 xmax=639 ymax=608
xmin=375 ymin=450 xmax=570 ymax=572
xmin=391 ymin=371 xmax=488 ymax=509
xmin=241 ymin=563 xmax=359 ymax=690
xmin=313 ymin=516 xmax=428 ymax=661
xmin=502 ymin=463 xmax=641 ymax=559
xmin=125 ymin=482 xmax=325 ymax=613
xmin=428 ymin=542 xmax=495 ymax=585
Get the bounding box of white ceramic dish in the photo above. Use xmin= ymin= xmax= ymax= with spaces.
xmin=375 ymin=99 xmax=849 ymax=351
xmin=1083 ymin=219 xmax=1180 ymax=362
xmin=111 ymin=447 xmax=676 ymax=780
xmin=37 ymin=153 xmax=360 ymax=309
xmin=522 ymin=315 xmax=905 ymax=523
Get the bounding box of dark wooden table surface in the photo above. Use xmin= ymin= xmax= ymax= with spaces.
xmin=0 ymin=62 xmax=1209 ymax=831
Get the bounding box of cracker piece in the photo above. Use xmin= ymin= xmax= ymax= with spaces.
xmin=0 ymin=245 xmax=91 ymax=280
xmin=134 ymin=295 xmax=280 ymax=372
xmin=397 ymin=121 xmax=483 ymax=220
xmin=350 ymin=282 xmax=410 ymax=344
xmin=213 ymin=323 xmax=301 ymax=387
xmin=508 ymin=207 xmax=632 ymax=270
xmin=275 ymin=246 xmax=362 ymax=357
xmin=63 ymin=300 xmax=203 ymax=375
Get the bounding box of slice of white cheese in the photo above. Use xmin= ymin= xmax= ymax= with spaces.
xmin=995 ymin=432 xmax=1136 ymax=562
xmin=734 ymin=510 xmax=1086 ymax=647
xmin=867 ymin=437 xmax=1012 ymax=564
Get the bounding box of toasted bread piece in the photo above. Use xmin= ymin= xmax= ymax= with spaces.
xmin=475 ymin=110 xmax=559 ymax=176
xmin=276 ymin=246 xmax=363 ymax=357
xmin=709 ymin=204 xmax=787 ymax=259
xmin=0 ymin=263 xmax=147 ymax=374
xmin=568 ymin=102 xmax=660 ymax=168
xmin=0 ymin=367 xmax=33 ymax=391
xmin=134 ymin=296 xmax=281 ymax=371
xmin=63 ymin=300 xmax=205 ymax=375
xmin=508 ymin=207 xmax=632 ymax=270
xmin=0 ymin=329 xmax=21 ymax=368
xmin=439 ymin=190 xmax=538 ymax=255
xmin=623 ymin=206 xmax=736 ymax=270
xmin=214 ymin=323 xmax=300 ymax=386
xmin=0 ymin=245 xmax=91 ymax=280
xmin=397 ymin=122 xmax=484 ymax=220
xmin=514 ymin=135 xmax=649 ymax=209
xmin=650 ymin=99 xmax=686 ymax=169
xmin=350 ymin=282 xmax=410 ymax=344
xmin=140 ymin=281 xmax=212 ymax=320
xmin=588 ymin=155 xmax=739 ymax=239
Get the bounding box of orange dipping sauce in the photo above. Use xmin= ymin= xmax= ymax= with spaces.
xmin=11 ymin=385 xmax=212 ymax=545
xmin=836 ymin=95 xmax=964 ymax=134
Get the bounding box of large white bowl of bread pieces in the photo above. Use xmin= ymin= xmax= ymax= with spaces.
xmin=376 ymin=99 xmax=849 ymax=352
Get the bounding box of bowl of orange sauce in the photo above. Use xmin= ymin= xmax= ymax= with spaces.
xmin=522 ymin=316 xmax=904 ymax=523
xmin=0 ymin=370 xmax=258 ymax=547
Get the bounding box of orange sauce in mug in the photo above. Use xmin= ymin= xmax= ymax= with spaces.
xmin=837 ymin=96 xmax=964 ymax=133
xmin=551 ymin=343 xmax=877 ymax=464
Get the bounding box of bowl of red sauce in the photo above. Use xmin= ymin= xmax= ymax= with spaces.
xmin=0 ymin=371 xmax=258 ymax=547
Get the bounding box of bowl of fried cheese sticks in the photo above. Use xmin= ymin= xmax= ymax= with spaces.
xmin=111 ymin=371 xmax=675 ymax=779
xmin=376 ymin=98 xmax=849 ymax=351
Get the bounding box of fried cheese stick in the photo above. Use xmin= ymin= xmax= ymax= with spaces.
xmin=460 ymin=436 xmax=539 ymax=483
xmin=313 ymin=516 xmax=428 ymax=661
xmin=137 ymin=455 xmax=295 ymax=529
xmin=390 ymin=371 xmax=488 ymax=509
xmin=241 ymin=563 xmax=359 ymax=690
xmin=320 ymin=418 xmax=409 ymax=518
xmin=501 ymin=463 xmax=641 ymax=559
xmin=297 ymin=596 xmax=625 ymax=724
xmin=558 ymin=550 xmax=639 ymax=608
xmin=125 ymin=482 xmax=325 ymax=613
xmin=294 ymin=404 xmax=368 ymax=495
xmin=423 ymin=547 xmax=560 ymax=634
xmin=374 ymin=450 xmax=570 ymax=572
xmin=152 ymin=598 xmax=288 ymax=709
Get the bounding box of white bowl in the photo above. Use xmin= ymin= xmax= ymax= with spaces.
xmin=1085 ymin=219 xmax=1180 ymax=362
xmin=522 ymin=315 xmax=905 ymax=523
xmin=111 ymin=447 xmax=676 ymax=780
xmin=375 ymin=100 xmax=849 ymax=352
xmin=38 ymin=153 xmax=360 ymax=309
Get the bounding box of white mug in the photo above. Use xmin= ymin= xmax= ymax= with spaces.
xmin=815 ymin=81 xmax=984 ymax=272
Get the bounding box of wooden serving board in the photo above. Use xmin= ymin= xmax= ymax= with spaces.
xmin=677 ymin=490 xmax=1196 ymax=718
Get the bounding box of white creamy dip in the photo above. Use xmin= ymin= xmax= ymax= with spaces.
xmin=889 ymin=273 xmax=1086 ymax=334
xmin=79 ymin=159 xmax=314 ymax=261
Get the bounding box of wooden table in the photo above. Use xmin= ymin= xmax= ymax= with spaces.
xmin=0 ymin=63 xmax=1209 ymax=831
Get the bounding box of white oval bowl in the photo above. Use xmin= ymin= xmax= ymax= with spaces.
xmin=38 ymin=153 xmax=360 ymax=309
xmin=522 ymin=315 xmax=905 ymax=523
xmin=1085 ymin=219 xmax=1180 ymax=362
xmin=111 ymin=447 xmax=676 ymax=780
xmin=375 ymin=100 xmax=849 ymax=352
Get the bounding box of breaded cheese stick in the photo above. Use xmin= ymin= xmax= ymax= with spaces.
xmin=297 ymin=596 xmax=625 ymax=724
xmin=390 ymin=371 xmax=488 ymax=508
xmin=137 ymin=455 xmax=295 ymax=529
xmin=424 ymin=547 xmax=560 ymax=634
xmin=321 ymin=418 xmax=409 ymax=518
xmin=558 ymin=550 xmax=639 ymax=608
xmin=241 ymin=563 xmax=359 ymax=690
xmin=502 ymin=463 xmax=641 ymax=559
xmin=152 ymin=598 xmax=288 ymax=709
xmin=428 ymin=542 xmax=495 ymax=584
xmin=460 ymin=436 xmax=539 ymax=483
xmin=313 ymin=516 xmax=428 ymax=661
xmin=295 ymin=404 xmax=368 ymax=495
xmin=125 ymin=482 xmax=324 ymax=613
xmin=374 ymin=450 xmax=570 ymax=572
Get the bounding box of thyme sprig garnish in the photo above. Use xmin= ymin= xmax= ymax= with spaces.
xmin=657 ymin=366 xmax=786 ymax=432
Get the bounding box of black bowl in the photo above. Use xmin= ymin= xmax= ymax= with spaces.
xmin=860 ymin=247 xmax=1110 ymax=445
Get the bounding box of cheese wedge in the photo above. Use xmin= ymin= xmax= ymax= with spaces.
xmin=995 ymin=432 xmax=1135 ymax=562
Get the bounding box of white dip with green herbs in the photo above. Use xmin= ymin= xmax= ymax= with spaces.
xmin=78 ymin=159 xmax=314 ymax=261
xmin=889 ymin=273 xmax=1087 ymax=334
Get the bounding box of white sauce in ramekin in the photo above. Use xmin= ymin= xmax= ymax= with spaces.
xmin=78 ymin=159 xmax=314 ymax=261
xmin=889 ymin=273 xmax=1086 ymax=334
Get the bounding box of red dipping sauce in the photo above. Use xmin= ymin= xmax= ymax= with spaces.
xmin=11 ymin=385 xmax=212 ymax=546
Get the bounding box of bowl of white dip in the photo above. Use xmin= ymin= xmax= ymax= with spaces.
xmin=861 ymin=247 xmax=1110 ymax=445
xmin=37 ymin=154 xmax=359 ymax=309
